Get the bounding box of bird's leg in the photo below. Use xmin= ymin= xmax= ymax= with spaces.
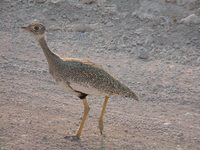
xmin=76 ymin=98 xmax=90 ymax=138
xmin=98 ymin=96 xmax=109 ymax=134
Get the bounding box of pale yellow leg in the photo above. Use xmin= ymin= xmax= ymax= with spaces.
xmin=99 ymin=96 xmax=109 ymax=134
xmin=76 ymin=98 xmax=90 ymax=138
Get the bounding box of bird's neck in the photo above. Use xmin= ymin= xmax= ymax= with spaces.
xmin=38 ymin=36 xmax=60 ymax=65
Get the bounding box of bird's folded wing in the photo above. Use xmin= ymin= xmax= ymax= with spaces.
xmin=62 ymin=57 xmax=103 ymax=69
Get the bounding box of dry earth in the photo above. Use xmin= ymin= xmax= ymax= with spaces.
xmin=0 ymin=0 xmax=200 ymax=149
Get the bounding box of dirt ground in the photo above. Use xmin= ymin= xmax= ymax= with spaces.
xmin=0 ymin=0 xmax=200 ymax=149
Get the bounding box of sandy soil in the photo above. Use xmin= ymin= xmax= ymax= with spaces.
xmin=0 ymin=0 xmax=200 ymax=149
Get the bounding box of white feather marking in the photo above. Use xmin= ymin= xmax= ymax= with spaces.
xmin=57 ymin=81 xmax=78 ymax=95
xmin=34 ymin=34 xmax=45 ymax=40
xmin=70 ymin=82 xmax=105 ymax=96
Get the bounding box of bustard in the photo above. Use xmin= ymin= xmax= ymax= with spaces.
xmin=22 ymin=21 xmax=138 ymax=138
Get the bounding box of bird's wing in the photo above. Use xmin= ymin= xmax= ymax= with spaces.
xmin=60 ymin=57 xmax=118 ymax=96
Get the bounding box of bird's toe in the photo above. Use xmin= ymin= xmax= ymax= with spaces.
xmin=98 ymin=119 xmax=104 ymax=134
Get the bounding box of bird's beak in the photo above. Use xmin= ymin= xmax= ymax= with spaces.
xmin=21 ymin=26 xmax=31 ymax=32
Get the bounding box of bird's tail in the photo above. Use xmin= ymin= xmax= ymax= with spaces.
xmin=120 ymin=85 xmax=139 ymax=101
xmin=124 ymin=90 xmax=139 ymax=101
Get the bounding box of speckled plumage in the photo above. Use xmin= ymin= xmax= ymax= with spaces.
xmin=23 ymin=22 xmax=138 ymax=138
xmin=36 ymin=32 xmax=138 ymax=100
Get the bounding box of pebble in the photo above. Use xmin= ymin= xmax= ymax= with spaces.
xmin=119 ymin=12 xmax=129 ymax=19
xmin=81 ymin=0 xmax=96 ymax=4
xmin=163 ymin=122 xmax=171 ymax=126
xmin=133 ymin=12 xmax=157 ymax=21
xmin=165 ymin=0 xmax=176 ymax=4
xmin=50 ymin=0 xmax=63 ymax=4
xmin=106 ymin=21 xmax=114 ymax=27
xmin=134 ymin=28 xmax=143 ymax=35
xmin=173 ymin=44 xmax=180 ymax=49
xmin=138 ymin=47 xmax=149 ymax=59
xmin=186 ymin=40 xmax=191 ymax=45
xmin=35 ymin=0 xmax=47 ymax=3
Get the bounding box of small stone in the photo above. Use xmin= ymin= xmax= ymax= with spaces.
xmin=140 ymin=13 xmax=157 ymax=21
xmin=180 ymin=14 xmax=200 ymax=25
xmin=173 ymin=44 xmax=180 ymax=49
xmin=36 ymin=0 xmax=47 ymax=3
xmin=106 ymin=21 xmax=114 ymax=27
xmin=42 ymin=136 xmax=48 ymax=141
xmin=134 ymin=28 xmax=143 ymax=35
xmin=186 ymin=40 xmax=191 ymax=44
xmin=165 ymin=0 xmax=176 ymax=4
xmin=131 ymin=11 xmax=137 ymax=17
xmin=124 ymin=129 xmax=128 ymax=133
xmin=131 ymin=41 xmax=137 ymax=46
xmin=62 ymin=15 xmax=67 ymax=19
xmin=50 ymin=0 xmax=63 ymax=4
xmin=136 ymin=40 xmax=144 ymax=45
xmin=163 ymin=122 xmax=171 ymax=126
xmin=119 ymin=12 xmax=129 ymax=18
xmin=81 ymin=0 xmax=96 ymax=4
xmin=138 ymin=48 xmax=149 ymax=59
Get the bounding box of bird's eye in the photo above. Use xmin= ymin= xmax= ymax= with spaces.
xmin=34 ymin=26 xmax=39 ymax=31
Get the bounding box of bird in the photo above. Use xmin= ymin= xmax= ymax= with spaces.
xmin=22 ymin=21 xmax=138 ymax=138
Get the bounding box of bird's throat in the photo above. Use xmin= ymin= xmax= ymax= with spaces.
xmin=38 ymin=36 xmax=58 ymax=65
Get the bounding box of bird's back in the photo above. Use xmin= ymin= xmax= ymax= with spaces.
xmin=51 ymin=58 xmax=138 ymax=100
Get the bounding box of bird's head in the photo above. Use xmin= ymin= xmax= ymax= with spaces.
xmin=22 ymin=21 xmax=46 ymax=40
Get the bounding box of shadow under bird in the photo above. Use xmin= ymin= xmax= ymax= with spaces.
xmin=22 ymin=21 xmax=138 ymax=138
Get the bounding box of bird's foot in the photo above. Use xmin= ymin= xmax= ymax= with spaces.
xmin=98 ymin=119 xmax=104 ymax=135
xmin=64 ymin=135 xmax=80 ymax=141
xmin=75 ymin=132 xmax=81 ymax=139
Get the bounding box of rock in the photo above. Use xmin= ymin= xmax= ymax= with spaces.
xmin=134 ymin=28 xmax=143 ymax=35
xmin=119 ymin=12 xmax=129 ymax=19
xmin=105 ymin=21 xmax=114 ymax=27
xmin=81 ymin=0 xmax=96 ymax=4
xmin=50 ymin=0 xmax=63 ymax=4
xmin=131 ymin=41 xmax=137 ymax=47
xmin=132 ymin=12 xmax=157 ymax=21
xmin=35 ymin=0 xmax=47 ymax=3
xmin=180 ymin=14 xmax=200 ymax=25
xmin=163 ymin=122 xmax=171 ymax=126
xmin=138 ymin=47 xmax=149 ymax=59
xmin=165 ymin=0 xmax=176 ymax=4
xmin=186 ymin=40 xmax=191 ymax=45
xmin=173 ymin=44 xmax=180 ymax=49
